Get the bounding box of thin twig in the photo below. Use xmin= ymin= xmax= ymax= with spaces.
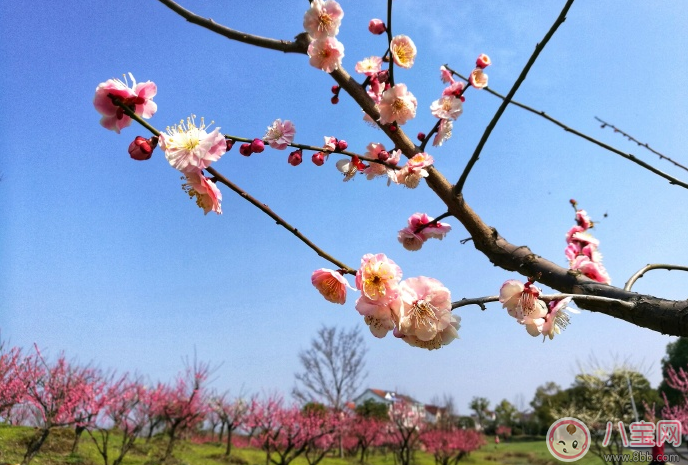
xmin=444 ymin=66 xmax=688 ymax=191
xmin=595 ymin=117 xmax=688 ymax=173
xmin=385 ymin=0 xmax=394 ymax=87
xmin=453 ymin=0 xmax=575 ymax=196
xmin=110 ymin=99 xmax=355 ymax=274
xmin=624 ymin=264 xmax=688 ymax=291
xmin=224 ymin=135 xmax=400 ymax=170
xmin=450 ymin=293 xmax=634 ymax=310
xmin=156 ymin=0 xmax=309 ymax=54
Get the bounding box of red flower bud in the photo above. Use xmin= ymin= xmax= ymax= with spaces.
xmin=331 ymin=85 xmax=340 ymax=94
xmin=331 ymin=96 xmax=339 ymax=105
xmin=417 ymin=132 xmax=426 ymax=141
xmin=225 ymin=139 xmax=235 ymax=151
xmin=128 ymin=136 xmax=158 ymax=161
xmin=378 ymin=150 xmax=390 ymax=161
xmin=251 ymin=138 xmax=265 ymax=153
xmin=377 ymin=70 xmax=389 ymax=83
xmin=368 ymin=18 xmax=386 ymax=35
xmin=288 ymin=150 xmax=303 ymax=166
xmin=336 ymin=140 xmax=348 ymax=151
xmin=312 ymin=152 xmax=326 ymax=166
xmin=239 ymin=143 xmax=253 ymax=156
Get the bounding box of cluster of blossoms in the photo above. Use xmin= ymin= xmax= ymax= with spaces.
xmin=499 ymin=279 xmax=576 ymax=341
xmin=304 ymin=0 xmax=345 ymax=73
xmin=397 ymin=213 xmax=451 ymax=251
xmin=312 ymin=254 xmax=459 ymax=351
xmin=565 ymin=205 xmax=611 ymax=284
xmin=94 ymin=74 xmax=226 ymax=215
xmin=430 ymin=56 xmax=489 ymax=147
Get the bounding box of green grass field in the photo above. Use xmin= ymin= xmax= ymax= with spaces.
xmin=0 ymin=425 xmax=651 ymax=465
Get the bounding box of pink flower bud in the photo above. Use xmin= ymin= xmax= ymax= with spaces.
xmin=336 ymin=140 xmax=348 ymax=151
xmin=251 ymin=138 xmax=265 ymax=153
xmin=288 ymin=150 xmax=303 ymax=166
xmin=417 ymin=132 xmax=426 ymax=141
xmin=312 ymin=152 xmax=326 ymax=166
xmin=331 ymin=96 xmax=339 ymax=105
xmin=239 ymin=143 xmax=253 ymax=156
xmin=331 ymin=85 xmax=340 ymax=94
xmin=225 ymin=139 xmax=235 ymax=151
xmin=476 ymin=53 xmax=491 ymax=69
xmin=128 ymin=135 xmax=158 ymax=161
xmin=378 ymin=150 xmax=390 ymax=161
xmin=368 ymin=18 xmax=386 ymax=35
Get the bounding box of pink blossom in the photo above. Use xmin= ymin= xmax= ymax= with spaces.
xmin=576 ymin=209 xmax=593 ymax=229
xmin=364 ymin=149 xmax=401 ymax=181
xmin=397 ymin=228 xmax=425 ymax=251
xmin=355 ymin=56 xmax=383 ymax=76
xmin=570 ymin=255 xmax=611 ymax=284
xmin=356 ymin=253 xmax=403 ymax=305
xmin=432 ymin=119 xmax=453 ymax=147
xmin=159 ymin=116 xmax=227 ymax=173
xmin=308 ymin=37 xmax=344 ymax=73
xmin=390 ymin=35 xmax=417 ymax=69
xmin=368 ymin=18 xmax=386 ymax=35
xmin=397 ymin=277 xmax=454 ymax=343
xmin=366 ymin=76 xmax=384 ymax=104
xmin=469 ymin=68 xmax=488 ymax=89
xmin=499 ymin=279 xmax=546 ymax=321
xmin=378 ymin=84 xmax=417 ymax=126
xmin=476 ymin=54 xmax=491 ymax=69
xmin=356 ymin=295 xmax=400 ymax=338
xmin=442 ymin=81 xmax=465 ymax=98
xmin=439 ymin=66 xmax=455 ymax=84
xmin=323 ymin=136 xmax=337 ymax=152
xmin=264 ymin=119 xmax=296 ymax=150
xmin=182 ymin=170 xmax=222 ymax=215
xmin=303 ymin=0 xmax=344 ymax=39
xmin=93 ymin=73 xmax=157 ymax=133
xmin=407 ymin=212 xmax=451 ymax=240
xmin=336 ymin=158 xmax=360 ymax=181
xmin=430 ymin=95 xmax=463 ymax=120
xmin=540 ymin=297 xmax=576 ymax=340
xmin=311 ymin=268 xmax=351 ymax=304
xmin=400 ymin=313 xmax=460 ymax=350
xmin=393 ymin=153 xmax=433 ymax=189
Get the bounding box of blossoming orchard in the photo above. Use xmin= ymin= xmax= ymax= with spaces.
xmin=92 ymin=0 xmax=688 ymax=349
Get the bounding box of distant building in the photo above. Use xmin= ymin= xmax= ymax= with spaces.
xmin=353 ymin=388 xmax=440 ymax=426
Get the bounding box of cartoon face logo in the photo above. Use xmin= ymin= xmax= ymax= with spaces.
xmin=546 ymin=417 xmax=590 ymax=462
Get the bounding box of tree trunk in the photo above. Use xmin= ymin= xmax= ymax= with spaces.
xmin=225 ymin=428 xmax=233 ymax=456
xmin=21 ymin=428 xmax=51 ymax=465
xmin=71 ymin=424 xmax=86 ymax=454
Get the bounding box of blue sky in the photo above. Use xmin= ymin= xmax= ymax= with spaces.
xmin=2 ymin=0 xmax=688 ymax=414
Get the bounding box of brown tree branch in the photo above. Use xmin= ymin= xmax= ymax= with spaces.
xmin=453 ymin=0 xmax=575 ymax=196
xmin=595 ymin=116 xmax=688 ymax=173
xmin=156 ymin=0 xmax=310 ymax=54
xmin=451 ymin=294 xmax=634 ymax=310
xmin=443 ymin=66 xmax=688 ymax=190
xmin=624 ymin=264 xmax=688 ymax=292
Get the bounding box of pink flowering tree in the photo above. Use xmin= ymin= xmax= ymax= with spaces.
xmin=344 ymin=414 xmax=388 ymax=463
xmin=209 ymin=392 xmax=250 ymax=457
xmin=153 ymin=361 xmax=210 ymax=461
xmin=19 ymin=349 xmax=99 ymax=465
xmin=421 ymin=429 xmax=485 ymax=465
xmin=386 ymin=400 xmax=425 ymax=465
xmin=93 ymin=0 xmax=688 ymax=348
xmin=0 ymin=344 xmax=29 ymax=422
xmin=87 ymin=374 xmax=150 ymax=465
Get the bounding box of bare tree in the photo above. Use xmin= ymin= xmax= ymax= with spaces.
xmin=293 ymin=326 xmax=367 ymax=411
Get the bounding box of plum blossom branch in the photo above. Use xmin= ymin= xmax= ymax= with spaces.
xmin=225 ymin=135 xmax=400 ymax=169
xmin=623 ymin=264 xmax=688 ymax=292
xmin=156 ymin=0 xmax=310 ymax=54
xmin=109 ymin=99 xmax=355 ymax=274
xmin=444 ymin=66 xmax=688 ymax=191
xmin=453 ymin=0 xmax=576 ymax=196
xmin=450 ymin=293 xmax=633 ymax=310
xmin=595 ymin=116 xmax=688 ymax=173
